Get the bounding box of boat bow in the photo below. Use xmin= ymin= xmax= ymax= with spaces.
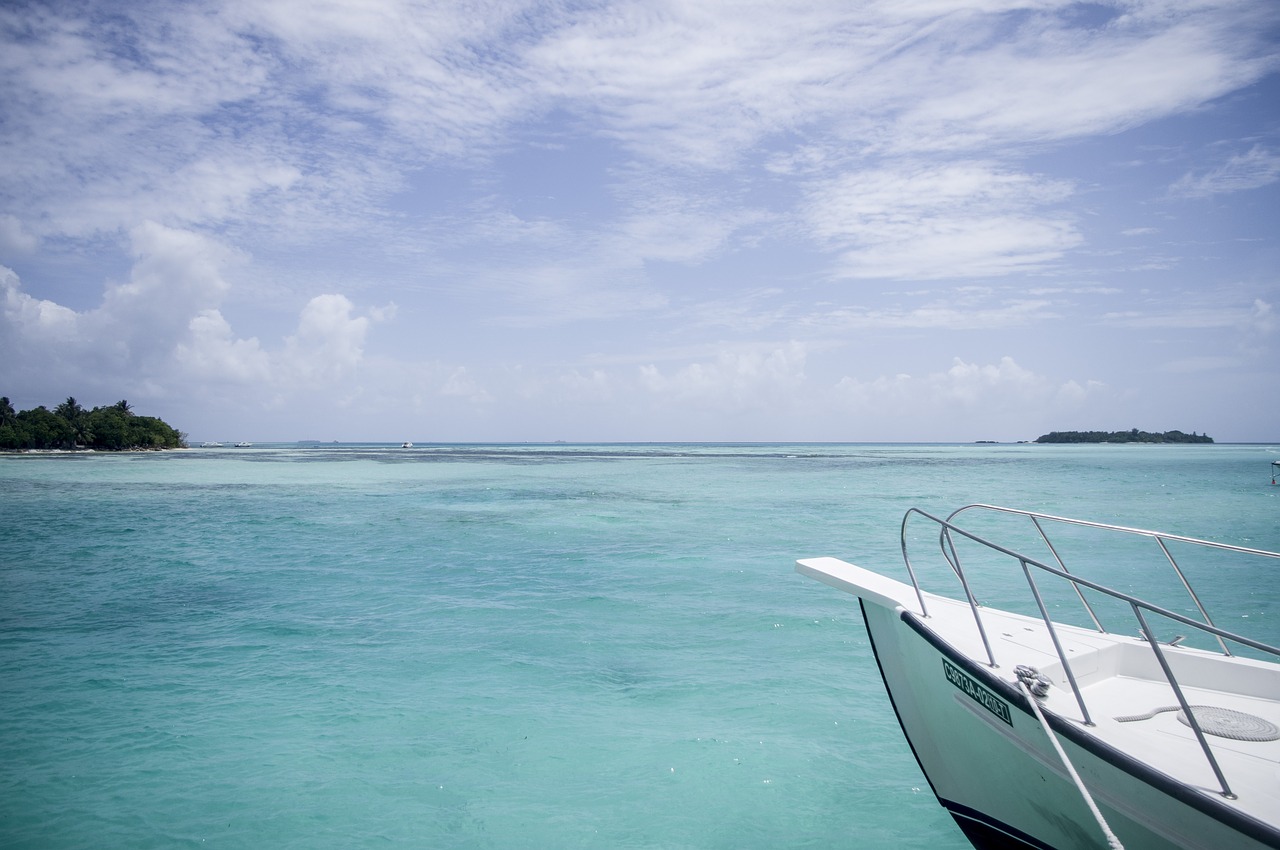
xmin=797 ymin=505 xmax=1280 ymax=850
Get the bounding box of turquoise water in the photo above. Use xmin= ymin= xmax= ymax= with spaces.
xmin=2 ymin=443 xmax=1278 ymax=849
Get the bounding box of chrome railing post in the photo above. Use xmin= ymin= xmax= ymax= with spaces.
xmin=947 ymin=528 xmax=998 ymax=668
xmin=903 ymin=509 xmax=997 ymax=666
xmin=899 ymin=509 xmax=930 ymax=618
xmin=1154 ymin=536 xmax=1231 ymax=656
xmin=1132 ymin=606 xmax=1235 ymax=799
xmin=1020 ymin=558 xmax=1093 ymax=726
xmin=1029 ymin=514 xmax=1105 ymax=633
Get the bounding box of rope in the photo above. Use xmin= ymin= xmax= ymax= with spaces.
xmin=1017 ymin=676 xmax=1125 ymax=850
xmin=1114 ymin=705 xmax=1180 ymax=723
xmin=1115 ymin=705 xmax=1280 ymax=742
xmin=1013 ymin=664 xmax=1051 ymax=697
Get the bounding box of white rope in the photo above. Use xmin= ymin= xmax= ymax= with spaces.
xmin=1018 ymin=679 xmax=1125 ymax=850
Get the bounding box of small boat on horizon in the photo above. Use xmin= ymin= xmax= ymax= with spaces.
xmin=401 ymin=441 xmax=413 ymax=448
xmin=233 ymin=441 xmax=252 ymax=448
xmin=798 ymin=504 xmax=1280 ymax=850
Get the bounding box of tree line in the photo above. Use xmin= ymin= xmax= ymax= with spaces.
xmin=0 ymin=396 xmax=186 ymax=451
xmin=1035 ymin=429 xmax=1213 ymax=444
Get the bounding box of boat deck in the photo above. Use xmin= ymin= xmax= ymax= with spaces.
xmin=921 ymin=591 xmax=1280 ymax=826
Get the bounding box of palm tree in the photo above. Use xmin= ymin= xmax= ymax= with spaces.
xmin=55 ymin=397 xmax=92 ymax=446
xmin=0 ymin=397 xmax=14 ymax=427
xmin=55 ymin=396 xmax=84 ymax=420
xmin=114 ymin=399 xmax=133 ymax=416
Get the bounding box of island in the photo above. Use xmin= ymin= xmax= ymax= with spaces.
xmin=0 ymin=396 xmax=186 ymax=451
xmin=1034 ymin=429 xmax=1213 ymax=444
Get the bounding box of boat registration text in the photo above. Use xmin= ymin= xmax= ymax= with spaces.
xmin=943 ymin=659 xmax=1012 ymax=725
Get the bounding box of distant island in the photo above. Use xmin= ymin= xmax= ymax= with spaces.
xmin=1035 ymin=429 xmax=1213 ymax=444
xmin=0 ymin=396 xmax=186 ymax=451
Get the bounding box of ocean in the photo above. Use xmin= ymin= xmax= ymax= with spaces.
xmin=2 ymin=442 xmax=1277 ymax=849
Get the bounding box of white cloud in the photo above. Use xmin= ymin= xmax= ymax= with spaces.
xmin=368 ymin=302 xmax=399 ymax=323
xmin=558 ymin=369 xmax=613 ymax=399
xmin=2 ymin=222 xmax=239 ymax=392
xmin=1251 ymin=299 xmax=1275 ymax=335
xmin=117 ymin=222 xmax=234 ymax=306
xmin=1 ymin=264 xmax=80 ymax=341
xmin=831 ymin=356 xmax=1104 ymax=430
xmin=4 ymin=0 xmax=1274 ymax=249
xmin=616 ymin=198 xmax=753 ymax=265
xmin=440 ymin=367 xmax=492 ymax=403
xmin=831 ymin=370 xmax=918 ymax=410
xmin=527 ymin=0 xmax=1278 ymax=166
xmin=175 ymin=310 xmax=271 ymax=383
xmin=814 ymin=297 xmax=1056 ymax=330
xmin=1160 ymin=355 xmax=1242 ymax=374
xmin=0 ymin=4 xmax=278 ymax=238
xmin=230 ymin=0 xmax=536 ymax=157
xmin=282 ymin=294 xmax=373 ymax=385
xmin=639 ymin=343 xmax=807 ymax=409
xmin=527 ymin=2 xmax=865 ymax=168
xmin=1055 ymin=378 xmax=1105 ymax=406
xmin=1102 ymin=300 xmax=1271 ymax=329
xmin=2 ymin=0 xmax=1273 ymax=268
xmin=74 ymin=222 xmax=240 ymax=370
xmin=1171 ymin=146 xmax=1280 ymax=198
xmin=805 ymin=161 xmax=1080 ymax=279
xmin=0 ymin=215 xmax=37 ymax=255
xmin=0 ymin=232 xmax=390 ymax=405
xmin=934 ymin=356 xmax=1043 ymax=405
xmin=888 ymin=10 xmax=1276 ymax=152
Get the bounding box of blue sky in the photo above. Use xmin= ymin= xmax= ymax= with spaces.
xmin=1 ymin=0 xmax=1278 ymax=442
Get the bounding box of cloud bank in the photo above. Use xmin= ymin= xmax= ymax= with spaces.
xmin=1 ymin=0 xmax=1276 ymax=440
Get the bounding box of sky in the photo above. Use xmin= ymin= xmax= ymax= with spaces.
xmin=1 ymin=0 xmax=1278 ymax=443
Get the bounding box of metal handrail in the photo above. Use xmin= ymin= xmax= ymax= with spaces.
xmin=899 ymin=505 xmax=1280 ymax=798
xmin=948 ymin=505 xmax=1246 ymax=655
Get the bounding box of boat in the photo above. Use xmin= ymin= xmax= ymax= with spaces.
xmin=797 ymin=504 xmax=1280 ymax=850
xmin=401 ymin=442 xmax=413 ymax=448
xmin=200 ymin=441 xmax=222 ymax=448
xmin=234 ymin=441 xmax=252 ymax=448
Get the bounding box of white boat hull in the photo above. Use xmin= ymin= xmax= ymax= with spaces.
xmin=860 ymin=597 xmax=1277 ymax=849
xmin=799 ymin=505 xmax=1280 ymax=850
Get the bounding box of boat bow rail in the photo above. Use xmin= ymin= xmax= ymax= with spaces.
xmin=898 ymin=504 xmax=1280 ymax=799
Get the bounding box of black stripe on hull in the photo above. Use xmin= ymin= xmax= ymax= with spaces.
xmin=946 ymin=801 xmax=1058 ymax=850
